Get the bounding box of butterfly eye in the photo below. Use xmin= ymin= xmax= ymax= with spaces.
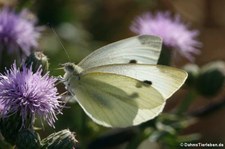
xmin=62 ymin=63 xmax=75 ymax=73
xmin=129 ymin=59 xmax=137 ymax=64
xmin=66 ymin=65 xmax=75 ymax=72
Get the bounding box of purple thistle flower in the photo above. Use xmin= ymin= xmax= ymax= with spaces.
xmin=0 ymin=7 xmax=40 ymax=56
xmin=0 ymin=62 xmax=61 ymax=127
xmin=130 ymin=12 xmax=202 ymax=61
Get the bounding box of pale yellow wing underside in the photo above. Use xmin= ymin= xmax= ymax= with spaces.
xmin=69 ymin=72 xmax=165 ymax=128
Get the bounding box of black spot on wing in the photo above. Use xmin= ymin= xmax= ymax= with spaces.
xmin=143 ymin=80 xmax=152 ymax=86
xmin=129 ymin=59 xmax=137 ymax=64
xmin=135 ymin=80 xmax=152 ymax=88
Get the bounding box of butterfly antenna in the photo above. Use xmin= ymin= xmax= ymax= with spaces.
xmin=48 ymin=23 xmax=71 ymax=62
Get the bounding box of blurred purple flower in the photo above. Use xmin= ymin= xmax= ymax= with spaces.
xmin=0 ymin=102 xmax=4 ymax=116
xmin=0 ymin=62 xmax=61 ymax=127
xmin=0 ymin=7 xmax=40 ymax=56
xmin=130 ymin=12 xmax=201 ymax=61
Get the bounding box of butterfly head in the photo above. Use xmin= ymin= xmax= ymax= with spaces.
xmin=62 ymin=62 xmax=83 ymax=76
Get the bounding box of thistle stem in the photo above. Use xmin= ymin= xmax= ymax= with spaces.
xmin=176 ymin=89 xmax=197 ymax=114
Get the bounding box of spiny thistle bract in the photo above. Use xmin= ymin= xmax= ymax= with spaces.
xmin=41 ymin=129 xmax=78 ymax=149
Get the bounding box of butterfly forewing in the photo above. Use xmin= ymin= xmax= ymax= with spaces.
xmin=69 ymin=72 xmax=165 ymax=127
xmin=78 ymin=35 xmax=162 ymax=70
xmin=83 ymin=64 xmax=188 ymax=100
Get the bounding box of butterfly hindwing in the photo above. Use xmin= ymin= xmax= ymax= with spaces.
xmin=69 ymin=72 xmax=165 ymax=127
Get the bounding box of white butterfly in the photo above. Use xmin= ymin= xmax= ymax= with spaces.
xmin=63 ymin=35 xmax=187 ymax=128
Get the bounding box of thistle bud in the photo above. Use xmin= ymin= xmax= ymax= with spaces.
xmin=16 ymin=129 xmax=41 ymax=149
xmin=183 ymin=64 xmax=199 ymax=87
xmin=41 ymin=129 xmax=78 ymax=149
xmin=196 ymin=61 xmax=225 ymax=97
xmin=0 ymin=113 xmax=22 ymax=145
xmin=25 ymin=51 xmax=49 ymax=75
